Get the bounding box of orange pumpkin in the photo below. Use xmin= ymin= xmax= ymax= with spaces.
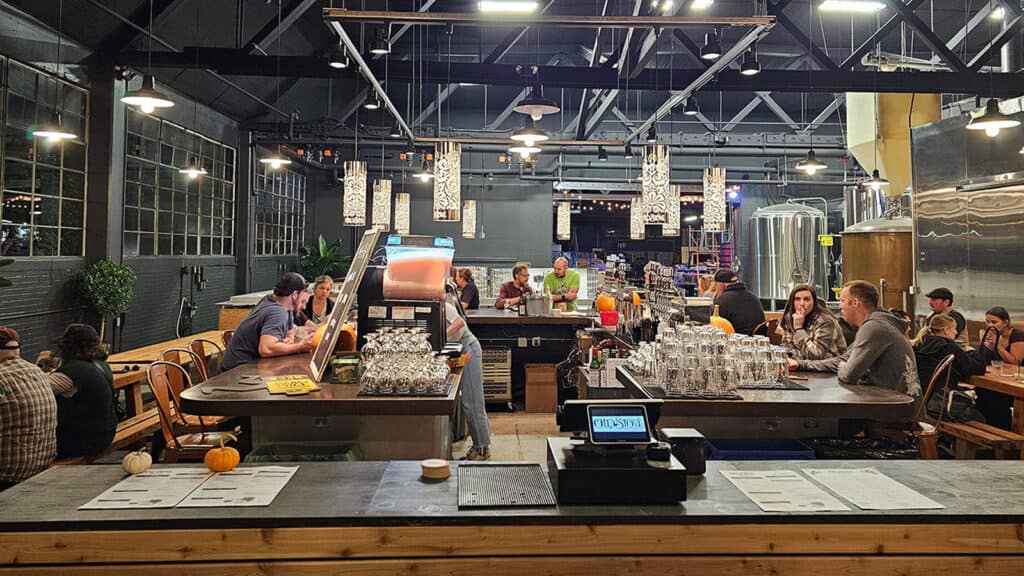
xmin=204 ymin=433 xmax=240 ymax=473
xmin=709 ymin=305 xmax=735 ymax=335
xmin=338 ymin=324 xmax=357 ymax=352
xmin=595 ymin=293 xmax=616 ymax=312
xmin=311 ymin=324 xmax=328 ymax=349
xmin=632 ymin=291 xmax=643 ymax=306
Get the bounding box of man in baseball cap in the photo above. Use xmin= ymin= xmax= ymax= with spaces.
xmin=220 ymin=273 xmax=315 ymax=372
xmin=0 ymin=327 xmax=58 ymax=489
xmin=711 ymin=268 xmax=765 ymax=336
xmin=925 ymin=287 xmax=967 ymax=346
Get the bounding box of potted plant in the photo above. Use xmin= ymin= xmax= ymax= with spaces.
xmin=80 ymin=258 xmax=136 ymax=342
xmin=299 ymin=235 xmax=350 ymax=281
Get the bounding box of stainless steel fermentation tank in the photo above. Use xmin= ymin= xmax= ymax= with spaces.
xmin=748 ymin=204 xmax=828 ymax=301
xmin=841 ymin=215 xmax=915 ymax=314
xmin=844 ymin=187 xmax=912 ymax=227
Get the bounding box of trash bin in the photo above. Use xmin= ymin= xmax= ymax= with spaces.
xmin=245 ymin=443 xmax=362 ymax=463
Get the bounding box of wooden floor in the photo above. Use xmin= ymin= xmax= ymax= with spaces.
xmin=452 ymin=410 xmax=568 ymax=462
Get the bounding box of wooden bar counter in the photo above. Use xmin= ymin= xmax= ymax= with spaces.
xmin=1 ymin=459 xmax=1022 ymax=575
xmin=180 ymin=355 xmax=462 ymax=460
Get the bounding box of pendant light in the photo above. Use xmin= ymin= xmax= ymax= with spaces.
xmin=328 ymin=44 xmax=349 ymax=69
xmin=343 ymin=160 xmax=368 ymax=227
xmin=120 ymin=1 xmax=174 ymax=113
xmin=259 ymin=149 xmax=292 ymax=169
xmin=416 ymin=157 xmax=434 ymax=182
xmin=509 ymin=144 xmax=542 ymax=159
xmin=514 ymin=84 xmax=560 ymax=121
xmin=597 ymin=146 xmax=608 ymax=161
xmin=389 ymin=123 xmax=403 ymax=138
xmin=739 ymin=45 xmax=761 ymax=76
xmin=260 ymin=1 xmax=289 ymax=168
xmin=178 ymin=2 xmax=205 ymax=180
xmin=510 ymin=119 xmax=549 ymax=146
xmin=179 ymin=156 xmax=207 ymax=179
xmin=371 ymin=178 xmax=392 ymax=230
xmin=369 ymin=27 xmax=391 ymax=55
xmin=32 ymin=0 xmax=77 ymax=142
xmin=795 ymin=149 xmax=826 ymax=175
xmin=394 ymin=192 xmax=411 ymax=234
xmin=623 ymin=143 xmax=634 ymax=158
xmin=700 ymin=29 xmax=723 ymax=61
xmin=966 ymin=98 xmax=1020 ymax=137
xmin=364 ymin=95 xmax=381 ymax=110
xmin=433 ymin=142 xmax=461 ymax=221
xmin=861 ymin=169 xmax=889 ymax=191
xmin=556 ymin=202 xmax=571 ymax=241
xmin=683 ymin=96 xmax=699 ymax=116
xmin=645 ymin=125 xmax=658 ymax=144
xmin=462 ymin=200 xmax=477 ymax=239
xmin=641 ymin=145 xmax=670 ymax=224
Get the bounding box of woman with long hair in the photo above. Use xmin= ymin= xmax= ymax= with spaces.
xmin=304 ymin=275 xmax=335 ymax=324
xmin=48 ymin=324 xmax=119 ymax=458
xmin=780 ymin=284 xmax=847 ymax=360
xmin=455 ymin=268 xmax=480 ymax=310
xmin=976 ymin=306 xmax=1023 ymax=429
xmin=912 ymin=314 xmax=986 ymax=422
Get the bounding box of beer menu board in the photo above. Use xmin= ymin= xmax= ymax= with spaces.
xmin=309 ymin=228 xmax=381 ymax=382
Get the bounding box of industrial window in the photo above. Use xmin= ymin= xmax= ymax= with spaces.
xmin=0 ymin=58 xmax=88 ymax=257
xmin=123 ymin=108 xmax=235 ymax=256
xmin=253 ymin=163 xmax=305 ymax=256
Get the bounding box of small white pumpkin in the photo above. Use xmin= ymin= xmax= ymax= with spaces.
xmin=122 ymin=449 xmax=152 ymax=475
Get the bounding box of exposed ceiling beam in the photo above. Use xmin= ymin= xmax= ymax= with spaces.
xmin=883 ymin=0 xmax=967 ymax=72
xmin=966 ymin=15 xmax=1024 ymax=72
xmin=930 ymin=1 xmax=995 ymax=65
xmin=800 ymin=94 xmax=845 ymax=134
xmin=722 ymin=98 xmax=762 ymax=132
xmin=117 ymin=49 xmax=1023 ymax=97
xmin=766 ymin=0 xmax=839 ymax=71
xmin=322 ymin=8 xmax=775 ymax=29
xmin=755 ymin=92 xmax=800 ymax=131
xmin=243 ymin=0 xmax=319 ymax=55
xmin=88 ymin=0 xmax=179 ymax=61
xmin=839 ymin=0 xmax=925 ymax=70
xmin=575 ymin=0 xmax=642 ymax=140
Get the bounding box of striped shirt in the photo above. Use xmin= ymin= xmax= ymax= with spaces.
xmin=0 ymin=357 xmax=57 ymax=483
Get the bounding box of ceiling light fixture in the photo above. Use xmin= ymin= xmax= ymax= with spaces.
xmin=991 ymin=5 xmax=1006 ymax=20
xmin=740 ymin=46 xmax=761 ymax=76
xmin=259 ymin=150 xmax=292 ymax=170
xmin=510 ymin=119 xmax=550 ymax=146
xmin=795 ymin=149 xmax=827 ymax=175
xmin=509 ymin=144 xmax=542 ymax=159
xmin=389 ymin=123 xmax=403 ymax=138
xmin=646 ymin=125 xmax=658 ymax=144
xmin=683 ymin=95 xmax=699 ymax=116
xmin=860 ymin=168 xmax=889 ymax=191
xmin=364 ymin=95 xmax=381 ymax=110
xmin=691 ymin=0 xmax=714 ymax=9
xmin=370 ymin=28 xmax=390 ymax=55
xmin=328 ymin=44 xmax=349 ymax=69
xmin=514 ymin=85 xmax=560 ymax=121
xmin=479 ymin=0 xmax=538 ymax=12
xmin=178 ymin=156 xmax=207 ymax=179
xmin=416 ymin=158 xmax=434 ymax=182
xmin=33 ymin=114 xmax=77 ymax=142
xmin=121 ymin=74 xmax=175 ymax=114
xmin=624 ymin=143 xmax=634 ymax=158
xmin=700 ymin=29 xmax=723 ymax=61
xmin=818 ymin=0 xmax=885 ymax=12
xmin=598 ymin=146 xmax=608 ymax=161
xmin=966 ymin=98 xmax=1020 ymax=137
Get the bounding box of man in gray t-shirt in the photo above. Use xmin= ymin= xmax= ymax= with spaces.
xmin=221 ymin=273 xmax=315 ymax=372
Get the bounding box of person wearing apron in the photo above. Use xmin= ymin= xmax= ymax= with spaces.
xmin=446 ymin=302 xmax=491 ymax=460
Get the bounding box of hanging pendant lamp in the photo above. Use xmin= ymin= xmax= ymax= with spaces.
xmin=343 ymin=161 xmax=367 ymax=227
xmin=178 ymin=156 xmax=207 ymax=179
xmin=394 ymin=192 xmax=411 ymax=235
xmin=641 ymin=145 xmax=670 ymax=224
xmin=122 ymin=74 xmax=174 ymax=113
xmin=372 ymin=179 xmax=392 ymax=231
xmin=795 ymin=149 xmax=826 ymax=175
xmin=463 ymin=200 xmax=477 ymax=239
xmin=663 ymin=185 xmax=681 ymax=237
xmin=630 ymin=197 xmax=646 ymax=240
xmin=702 ymin=166 xmax=726 ymax=232
xmin=966 ymin=98 xmax=1020 ymax=137
xmin=33 ymin=0 xmax=77 ymax=141
xmin=416 ymin=158 xmax=434 ymax=182
xmin=556 ymin=202 xmax=571 ymax=241
xmin=514 ymin=85 xmax=560 ymax=121
xmin=433 ymin=142 xmax=461 ymax=221
xmin=259 ymin=150 xmax=292 ymax=169
xmin=510 ymin=119 xmax=549 ymax=146
xmin=861 ymin=169 xmax=889 ymax=191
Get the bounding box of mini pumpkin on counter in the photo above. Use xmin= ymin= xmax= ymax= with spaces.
xmin=709 ymin=305 xmax=736 ymax=335
xmin=595 ymin=293 xmax=616 ymax=312
xmin=121 ymin=449 xmax=152 ymax=475
xmin=204 ymin=433 xmax=240 ymax=473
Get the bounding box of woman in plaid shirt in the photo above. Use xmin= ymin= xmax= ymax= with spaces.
xmin=780 ymin=284 xmax=848 ymax=361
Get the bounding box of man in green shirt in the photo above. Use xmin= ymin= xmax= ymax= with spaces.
xmin=543 ymin=257 xmax=581 ymax=312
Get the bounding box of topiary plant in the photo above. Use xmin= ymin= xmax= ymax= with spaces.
xmin=80 ymin=258 xmax=136 ymax=341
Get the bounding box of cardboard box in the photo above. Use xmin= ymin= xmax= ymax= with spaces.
xmin=525 ymin=363 xmax=558 ymax=413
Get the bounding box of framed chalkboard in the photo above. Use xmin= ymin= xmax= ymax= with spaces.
xmin=308 ymin=228 xmax=382 ymax=382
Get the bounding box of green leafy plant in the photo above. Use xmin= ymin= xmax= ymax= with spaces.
xmin=0 ymin=258 xmax=12 ymax=289
xmin=300 ymin=235 xmax=349 ymax=281
xmin=81 ymin=258 xmax=137 ymax=341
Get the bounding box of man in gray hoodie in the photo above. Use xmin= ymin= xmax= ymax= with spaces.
xmin=792 ymin=280 xmax=920 ymax=397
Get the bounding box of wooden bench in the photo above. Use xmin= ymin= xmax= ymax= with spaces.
xmin=51 ymin=408 xmax=162 ymax=466
xmin=939 ymin=420 xmax=1024 ymax=459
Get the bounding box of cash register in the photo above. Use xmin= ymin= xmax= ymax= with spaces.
xmin=547 ymin=399 xmax=687 ymax=504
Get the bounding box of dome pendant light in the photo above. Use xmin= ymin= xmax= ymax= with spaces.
xmin=32 ymin=0 xmax=77 ymax=141
xmin=370 ymin=28 xmax=391 ymax=55
xmin=121 ymin=74 xmax=175 ymax=113
xmin=259 ymin=152 xmax=292 ymax=170
xmin=364 ymin=95 xmax=381 ymax=110
xmin=645 ymin=125 xmax=658 ymax=144
xmin=739 ymin=46 xmax=761 ymax=76
xmin=966 ymin=98 xmax=1020 ymax=137
xmin=683 ymin=96 xmax=699 ymax=116
xmin=624 ymin=143 xmax=635 ymax=158
xmin=700 ymin=30 xmax=723 ymax=61
xmin=513 ymin=85 xmax=560 ymax=121
xmin=861 ymin=168 xmax=889 ymax=191
xmin=795 ymin=149 xmax=826 ymax=175
xmin=509 ymin=144 xmax=542 ymax=159
xmin=597 ymin=146 xmax=608 ymax=161
xmin=328 ymin=44 xmax=349 ymax=69
xmin=510 ymin=119 xmax=549 ymax=146
xmin=178 ymin=156 xmax=207 ymax=179
xmin=389 ymin=123 xmax=403 ymax=138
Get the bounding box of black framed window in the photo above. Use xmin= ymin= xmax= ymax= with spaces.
xmin=254 ymin=163 xmax=305 ymax=256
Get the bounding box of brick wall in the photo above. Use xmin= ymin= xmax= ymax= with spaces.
xmin=0 ymin=258 xmax=87 ymax=359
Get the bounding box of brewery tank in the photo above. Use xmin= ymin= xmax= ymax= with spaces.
xmin=844 ymin=186 xmax=912 ymax=227
xmin=841 ymin=215 xmax=914 ymax=314
xmin=748 ymin=204 xmax=828 ymax=301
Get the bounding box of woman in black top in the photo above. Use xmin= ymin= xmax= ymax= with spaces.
xmin=456 ymin=268 xmax=480 ymax=310
xmin=304 ymin=275 xmax=335 ymax=324
xmin=913 ymin=315 xmax=987 ymax=422
xmin=978 ymin=307 xmax=1023 ymax=429
xmin=48 ymin=324 xmax=119 ymax=458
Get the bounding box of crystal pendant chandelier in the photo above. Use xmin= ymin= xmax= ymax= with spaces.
xmin=642 ymin=145 xmax=670 ymax=224
xmin=433 ymin=142 xmax=461 ymax=221
xmin=395 ymin=192 xmax=410 ymax=235
xmin=342 ymin=160 xmax=367 ymax=227
xmin=372 ymin=178 xmax=392 ymax=231
xmin=556 ymin=202 xmax=571 ymax=240
xmin=630 ymin=197 xmax=646 ymax=240
xmin=703 ymin=165 xmax=726 ymax=232
xmin=462 ymin=200 xmax=477 ymax=239
xmin=663 ymin=185 xmax=681 ymax=237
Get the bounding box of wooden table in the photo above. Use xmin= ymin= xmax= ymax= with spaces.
xmin=2 ymin=460 xmax=1023 ymax=575
xmin=969 ymin=369 xmax=1024 ymax=434
xmin=180 ymin=355 xmax=462 ymax=459
xmin=108 ymin=330 xmax=222 ymax=417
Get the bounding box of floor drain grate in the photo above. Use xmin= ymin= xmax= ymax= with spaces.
xmin=458 ymin=463 xmax=556 ymax=509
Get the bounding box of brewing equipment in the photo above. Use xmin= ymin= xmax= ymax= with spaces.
xmin=841 ymin=204 xmax=914 ymax=313
xmin=844 ymin=186 xmax=912 ymax=227
xmin=748 ymin=204 xmax=828 ymax=301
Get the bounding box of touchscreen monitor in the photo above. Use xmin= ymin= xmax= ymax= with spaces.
xmin=587 ymin=404 xmax=653 ymax=445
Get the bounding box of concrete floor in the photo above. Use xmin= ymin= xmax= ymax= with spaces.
xmin=452 ymin=410 xmax=570 ymax=462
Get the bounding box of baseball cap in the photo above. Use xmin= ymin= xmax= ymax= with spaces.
xmin=0 ymin=327 xmax=21 ymax=349
xmin=925 ymin=287 xmax=954 ymax=302
xmin=713 ymin=268 xmax=738 ymax=283
xmin=274 ymin=272 xmax=308 ymax=296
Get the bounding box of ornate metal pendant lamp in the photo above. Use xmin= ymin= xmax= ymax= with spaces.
xmin=433 ymin=142 xmax=461 ymax=221
xmin=462 ymin=200 xmax=477 ymax=239
xmin=556 ymin=202 xmax=571 ymax=240
xmin=372 ymin=178 xmax=392 ymax=231
xmin=663 ymin=185 xmax=681 ymax=237
xmin=395 ymin=192 xmax=410 ymax=235
xmin=342 ymin=160 xmax=367 ymax=227
xmin=642 ymin=145 xmax=670 ymax=224
xmin=630 ymin=197 xmax=646 ymax=240
xmin=703 ymin=165 xmax=726 ymax=232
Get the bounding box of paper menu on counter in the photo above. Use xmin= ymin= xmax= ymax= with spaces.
xmin=177 ymin=466 xmax=299 ymax=507
xmin=801 ymin=467 xmax=945 ymax=510
xmin=721 ymin=469 xmax=851 ymax=512
xmin=79 ymin=468 xmax=212 ymax=509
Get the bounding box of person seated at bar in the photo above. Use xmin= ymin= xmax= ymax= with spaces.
xmin=221 ymin=272 xmax=315 ymax=372
xmin=711 ymin=269 xmax=765 ymax=336
xmin=925 ymin=287 xmax=967 ymax=346
xmin=780 ymin=283 xmax=847 ymax=361
xmin=697 ymin=274 xmax=717 ymax=298
xmin=456 ymin=268 xmax=480 ymax=310
xmin=792 ymin=281 xmax=920 ymax=397
xmin=304 ymin=275 xmax=335 ymax=324
xmin=494 ymin=265 xmax=533 ymax=309
xmin=977 ymin=306 xmax=1023 ymax=429
xmin=293 ymin=288 xmax=314 ymax=329
xmin=543 ymin=257 xmax=580 ymax=312
xmin=913 ymin=315 xmax=986 ymax=420
xmin=0 ymin=327 xmax=56 ymax=491
xmin=48 ymin=324 xmax=119 ymax=459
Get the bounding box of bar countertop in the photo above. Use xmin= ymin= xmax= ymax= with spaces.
xmin=1 ymin=460 xmax=1023 ymax=532
xmin=465 ymin=307 xmax=596 ymax=325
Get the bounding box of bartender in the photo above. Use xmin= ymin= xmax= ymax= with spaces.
xmin=220 ymin=272 xmax=314 ymax=372
xmin=494 ymin=265 xmax=533 ymax=309
xmin=544 ymin=257 xmax=580 ymax=312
